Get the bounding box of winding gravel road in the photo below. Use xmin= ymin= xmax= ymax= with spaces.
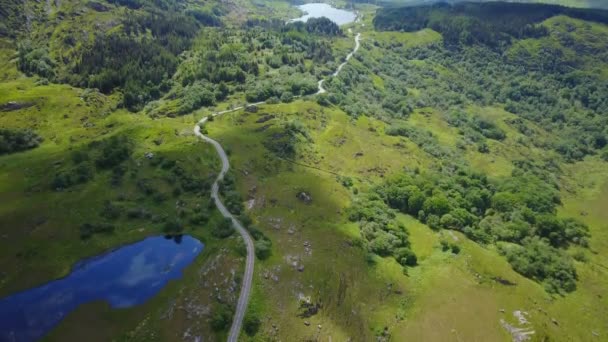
xmin=317 ymin=32 xmax=360 ymax=94
xmin=194 ymin=31 xmax=361 ymax=342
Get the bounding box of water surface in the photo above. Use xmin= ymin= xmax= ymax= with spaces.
xmin=0 ymin=235 xmax=203 ymax=342
xmin=290 ymin=3 xmax=356 ymax=26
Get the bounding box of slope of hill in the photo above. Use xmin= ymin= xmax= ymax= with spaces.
xmin=1 ymin=0 xmax=607 ymax=341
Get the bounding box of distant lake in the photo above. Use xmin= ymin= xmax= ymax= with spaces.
xmin=0 ymin=235 xmax=203 ymax=342
xmin=290 ymin=3 xmax=356 ymax=26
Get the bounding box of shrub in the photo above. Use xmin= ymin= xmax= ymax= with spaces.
xmin=212 ymin=218 xmax=234 ymax=238
xmin=255 ymin=239 xmax=272 ymax=260
xmin=211 ymin=304 xmax=233 ymax=331
xmin=80 ymin=222 xmax=115 ymax=239
xmin=499 ymin=237 xmax=577 ymax=293
xmin=163 ymin=219 xmax=184 ymax=234
xmin=244 ymin=313 xmax=261 ymax=336
xmin=0 ymin=128 xmax=42 ymax=155
xmin=94 ymin=136 xmax=133 ymax=169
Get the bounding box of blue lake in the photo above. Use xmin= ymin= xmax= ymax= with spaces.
xmin=290 ymin=3 xmax=356 ymax=26
xmin=0 ymin=235 xmax=203 ymax=342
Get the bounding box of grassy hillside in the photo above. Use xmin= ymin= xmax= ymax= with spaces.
xmin=1 ymin=0 xmax=608 ymax=341
xmin=0 ymin=29 xmax=247 ymax=340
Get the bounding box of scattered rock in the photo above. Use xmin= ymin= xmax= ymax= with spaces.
xmin=296 ymin=191 xmax=313 ymax=204
xmin=144 ymin=152 xmax=154 ymax=159
xmin=245 ymin=105 xmax=258 ymax=113
xmin=500 ymin=319 xmax=535 ymax=342
xmin=551 ymin=318 xmax=558 ymax=326
xmin=255 ymin=123 xmax=273 ymax=132
xmin=500 ymin=308 xmax=506 ymax=313
xmin=304 ymin=321 xmax=310 ymax=326
xmin=87 ymin=1 xmax=109 ymax=12
xmin=493 ymin=277 xmax=517 ymax=286
xmin=297 ymin=264 xmax=305 ymax=272
xmin=256 ymin=114 xmax=275 ymax=123
xmin=514 ymin=310 xmax=530 ymax=325
xmin=354 ymin=151 xmax=364 ymax=157
xmin=0 ymin=101 xmax=35 ymax=111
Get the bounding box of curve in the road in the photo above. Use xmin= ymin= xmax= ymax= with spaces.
xmin=194 ymin=118 xmax=255 ymax=342
xmin=317 ymin=32 xmax=360 ymax=94
xmin=194 ymin=31 xmax=361 ymax=342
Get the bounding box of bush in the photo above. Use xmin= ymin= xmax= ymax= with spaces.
xmin=100 ymin=201 xmax=122 ymax=219
xmin=0 ymin=129 xmax=42 ymax=155
xmin=94 ymin=136 xmax=133 ymax=169
xmin=440 ymin=240 xmax=461 ymax=254
xmin=500 ymin=237 xmax=577 ymax=293
xmin=348 ymin=196 xmax=416 ymax=267
xmin=51 ymin=163 xmax=94 ymax=190
xmin=255 ymin=239 xmax=272 ymax=260
xmin=163 ymin=219 xmax=184 ymax=234
xmin=280 ymin=91 xmax=294 ymax=103
xmin=212 ymin=218 xmax=234 ymax=238
xmin=80 ymin=222 xmax=115 ymax=239
xmin=211 ymin=304 xmax=233 ymax=331
xmin=244 ymin=313 xmax=261 ymax=336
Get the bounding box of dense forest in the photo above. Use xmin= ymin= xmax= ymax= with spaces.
xmin=146 ymin=17 xmax=342 ymax=116
xmin=10 ymin=0 xmax=344 ymax=114
xmin=329 ymin=2 xmax=608 ymax=162
xmin=374 ymin=2 xmax=608 ymax=48
xmin=13 ymin=0 xmax=223 ymax=111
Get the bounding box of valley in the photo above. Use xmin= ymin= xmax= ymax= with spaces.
xmin=1 ymin=0 xmax=607 ymax=341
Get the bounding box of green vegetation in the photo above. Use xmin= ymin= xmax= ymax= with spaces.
xmin=2 ymin=0 xmax=608 ymax=341
xmin=348 ymin=195 xmax=417 ymax=268
xmin=0 ymin=128 xmax=42 ymax=155
xmin=376 ymin=166 xmax=587 ymax=292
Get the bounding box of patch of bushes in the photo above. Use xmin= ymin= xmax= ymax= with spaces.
xmin=212 ymin=218 xmax=234 ymax=238
xmin=440 ymin=240 xmax=461 ymax=254
xmin=376 ymin=165 xmax=588 ymax=292
xmin=0 ymin=128 xmax=42 ymax=155
xmin=264 ymin=120 xmax=312 ymax=158
xmin=211 ymin=303 xmax=233 ymax=331
xmin=348 ymin=195 xmax=416 ymax=268
xmin=51 ymin=163 xmax=94 ymax=190
xmin=243 ymin=313 xmax=261 ymax=336
xmin=163 ymin=218 xmax=184 ymax=234
xmin=80 ymin=222 xmax=115 ymax=239
xmin=385 ymin=123 xmax=452 ymax=158
xmin=254 ymin=239 xmax=272 ymax=260
xmin=93 ymin=136 xmax=133 ymax=169
xmin=499 ymin=237 xmax=577 ymax=293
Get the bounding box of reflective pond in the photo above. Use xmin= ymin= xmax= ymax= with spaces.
xmin=0 ymin=235 xmax=203 ymax=342
xmin=290 ymin=3 xmax=356 ymax=26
